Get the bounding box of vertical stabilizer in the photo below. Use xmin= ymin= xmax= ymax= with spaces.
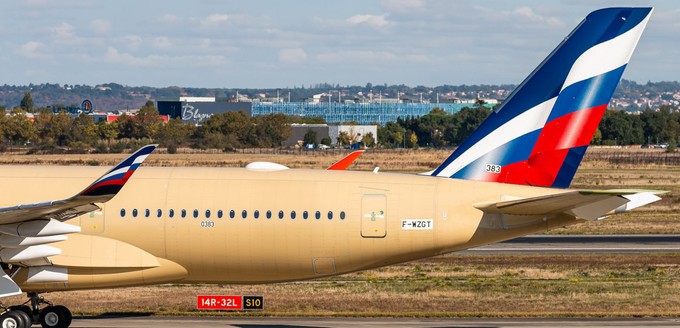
xmin=431 ymin=7 xmax=652 ymax=188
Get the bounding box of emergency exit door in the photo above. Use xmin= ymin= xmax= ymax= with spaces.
xmin=361 ymin=194 xmax=386 ymax=238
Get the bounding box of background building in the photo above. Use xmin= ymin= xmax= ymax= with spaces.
xmin=157 ymin=98 xmax=474 ymax=125
xmin=284 ymin=124 xmax=377 ymax=147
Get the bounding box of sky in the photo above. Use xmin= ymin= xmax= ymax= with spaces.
xmin=1 ymin=0 xmax=677 ymax=88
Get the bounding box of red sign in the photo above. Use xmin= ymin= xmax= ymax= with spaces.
xmin=197 ymin=295 xmax=242 ymax=310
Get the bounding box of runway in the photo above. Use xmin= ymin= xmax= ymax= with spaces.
xmin=68 ymin=316 xmax=680 ymax=328
xmin=463 ymin=234 xmax=680 ymax=254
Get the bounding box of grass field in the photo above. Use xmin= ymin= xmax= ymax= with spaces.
xmin=4 ymin=253 xmax=678 ymax=317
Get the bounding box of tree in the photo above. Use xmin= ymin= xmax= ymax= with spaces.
xmin=71 ymin=113 xmax=98 ymax=146
xmin=377 ymin=121 xmax=405 ymax=148
xmin=337 ymin=131 xmax=351 ymax=147
xmin=20 ymin=92 xmax=34 ymax=112
xmin=134 ymin=100 xmax=164 ymax=139
xmin=115 ymin=114 xmax=136 ymax=139
xmin=197 ymin=111 xmax=256 ymax=149
xmin=157 ymin=118 xmax=195 ymax=146
xmin=98 ymin=121 xmax=119 ymax=144
xmin=449 ymin=106 xmax=490 ymax=145
xmin=303 ymin=129 xmax=317 ymax=147
xmin=33 ymin=110 xmax=72 ymax=146
xmin=407 ymin=131 xmax=418 ymax=149
xmin=256 ymin=113 xmax=292 ymax=147
xmin=3 ymin=109 xmax=36 ymax=145
xmin=362 ymin=132 xmax=375 ymax=147
xmin=599 ymin=110 xmax=643 ymax=145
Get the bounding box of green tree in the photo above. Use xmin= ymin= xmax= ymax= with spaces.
xmin=71 ymin=113 xmax=98 ymax=145
xmin=134 ymin=100 xmax=164 ymax=139
xmin=115 ymin=114 xmax=136 ymax=139
xmin=20 ymin=92 xmax=34 ymax=112
xmin=407 ymin=131 xmax=418 ymax=149
xmin=3 ymin=109 xmax=36 ymax=145
xmin=377 ymin=121 xmax=405 ymax=148
xmin=303 ymin=129 xmax=317 ymax=147
xmin=256 ymin=113 xmax=292 ymax=147
xmin=337 ymin=131 xmax=351 ymax=147
xmin=599 ymin=110 xmax=643 ymax=145
xmin=34 ymin=110 xmax=72 ymax=146
xmin=362 ymin=132 xmax=375 ymax=147
xmin=449 ymin=106 xmax=490 ymax=145
xmin=157 ymin=118 xmax=195 ymax=146
xmin=98 ymin=121 xmax=119 ymax=144
xmin=198 ymin=111 xmax=255 ymax=149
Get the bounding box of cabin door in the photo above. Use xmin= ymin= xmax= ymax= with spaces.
xmin=361 ymin=194 xmax=386 ymax=238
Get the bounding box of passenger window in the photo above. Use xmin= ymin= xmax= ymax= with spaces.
xmin=340 ymin=211 xmax=346 ymax=220
xmin=181 ymin=209 xmax=187 ymax=218
xmin=132 ymin=209 xmax=138 ymax=217
xmin=303 ymin=211 xmax=308 ymax=220
xmin=290 ymin=211 xmax=296 ymax=219
xmin=266 ymin=210 xmax=272 ymax=219
xmin=278 ymin=210 xmax=284 ymax=219
xmin=315 ymin=211 xmax=321 ymax=220
xmin=229 ymin=210 xmax=235 ymax=219
xmin=242 ymin=210 xmax=247 ymax=219
xmin=328 ymin=211 xmax=333 ymax=220
xmin=157 ymin=209 xmax=162 ymax=217
xmin=193 ymin=209 xmax=199 ymax=218
xmin=120 ymin=209 xmax=126 ymax=217
xmin=144 ymin=209 xmax=150 ymax=218
xmin=206 ymin=210 xmax=211 ymax=218
xmin=254 ymin=210 xmax=260 ymax=219
xmin=217 ymin=210 xmax=223 ymax=219
xmin=169 ymin=209 xmax=175 ymax=218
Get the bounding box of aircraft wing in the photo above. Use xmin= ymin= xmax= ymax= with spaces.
xmin=0 ymin=145 xmax=156 ymax=226
xmin=474 ymin=189 xmax=664 ymax=221
xmin=0 ymin=145 xmax=157 ymax=297
xmin=327 ymin=150 xmax=365 ymax=170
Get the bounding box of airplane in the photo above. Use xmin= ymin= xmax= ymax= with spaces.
xmin=245 ymin=149 xmax=365 ymax=171
xmin=0 ymin=7 xmax=657 ymax=328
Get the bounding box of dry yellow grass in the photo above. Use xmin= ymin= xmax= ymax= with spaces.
xmin=3 ymin=254 xmax=677 ymax=317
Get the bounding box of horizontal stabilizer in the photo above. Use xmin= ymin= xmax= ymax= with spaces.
xmin=327 ymin=150 xmax=365 ymax=170
xmin=474 ymin=189 xmax=664 ymax=221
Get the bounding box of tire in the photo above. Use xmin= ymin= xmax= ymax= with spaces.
xmin=39 ymin=305 xmax=72 ymax=328
xmin=8 ymin=306 xmax=32 ymax=324
xmin=14 ymin=311 xmax=31 ymax=328
xmin=0 ymin=310 xmax=29 ymax=328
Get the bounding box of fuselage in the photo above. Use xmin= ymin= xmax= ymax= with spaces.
xmin=0 ymin=165 xmax=578 ymax=289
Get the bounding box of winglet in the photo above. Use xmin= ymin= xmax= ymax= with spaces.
xmin=327 ymin=150 xmax=365 ymax=170
xmin=77 ymin=144 xmax=157 ymax=199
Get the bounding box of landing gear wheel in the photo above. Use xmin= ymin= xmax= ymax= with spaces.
xmin=7 ymin=306 xmax=32 ymax=323
xmin=39 ymin=305 xmax=72 ymax=328
xmin=0 ymin=310 xmax=29 ymax=328
xmin=14 ymin=311 xmax=31 ymax=328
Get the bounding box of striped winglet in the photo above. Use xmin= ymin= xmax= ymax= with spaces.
xmin=78 ymin=144 xmax=157 ymax=198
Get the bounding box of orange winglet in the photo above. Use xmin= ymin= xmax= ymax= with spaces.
xmin=327 ymin=150 xmax=365 ymax=170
